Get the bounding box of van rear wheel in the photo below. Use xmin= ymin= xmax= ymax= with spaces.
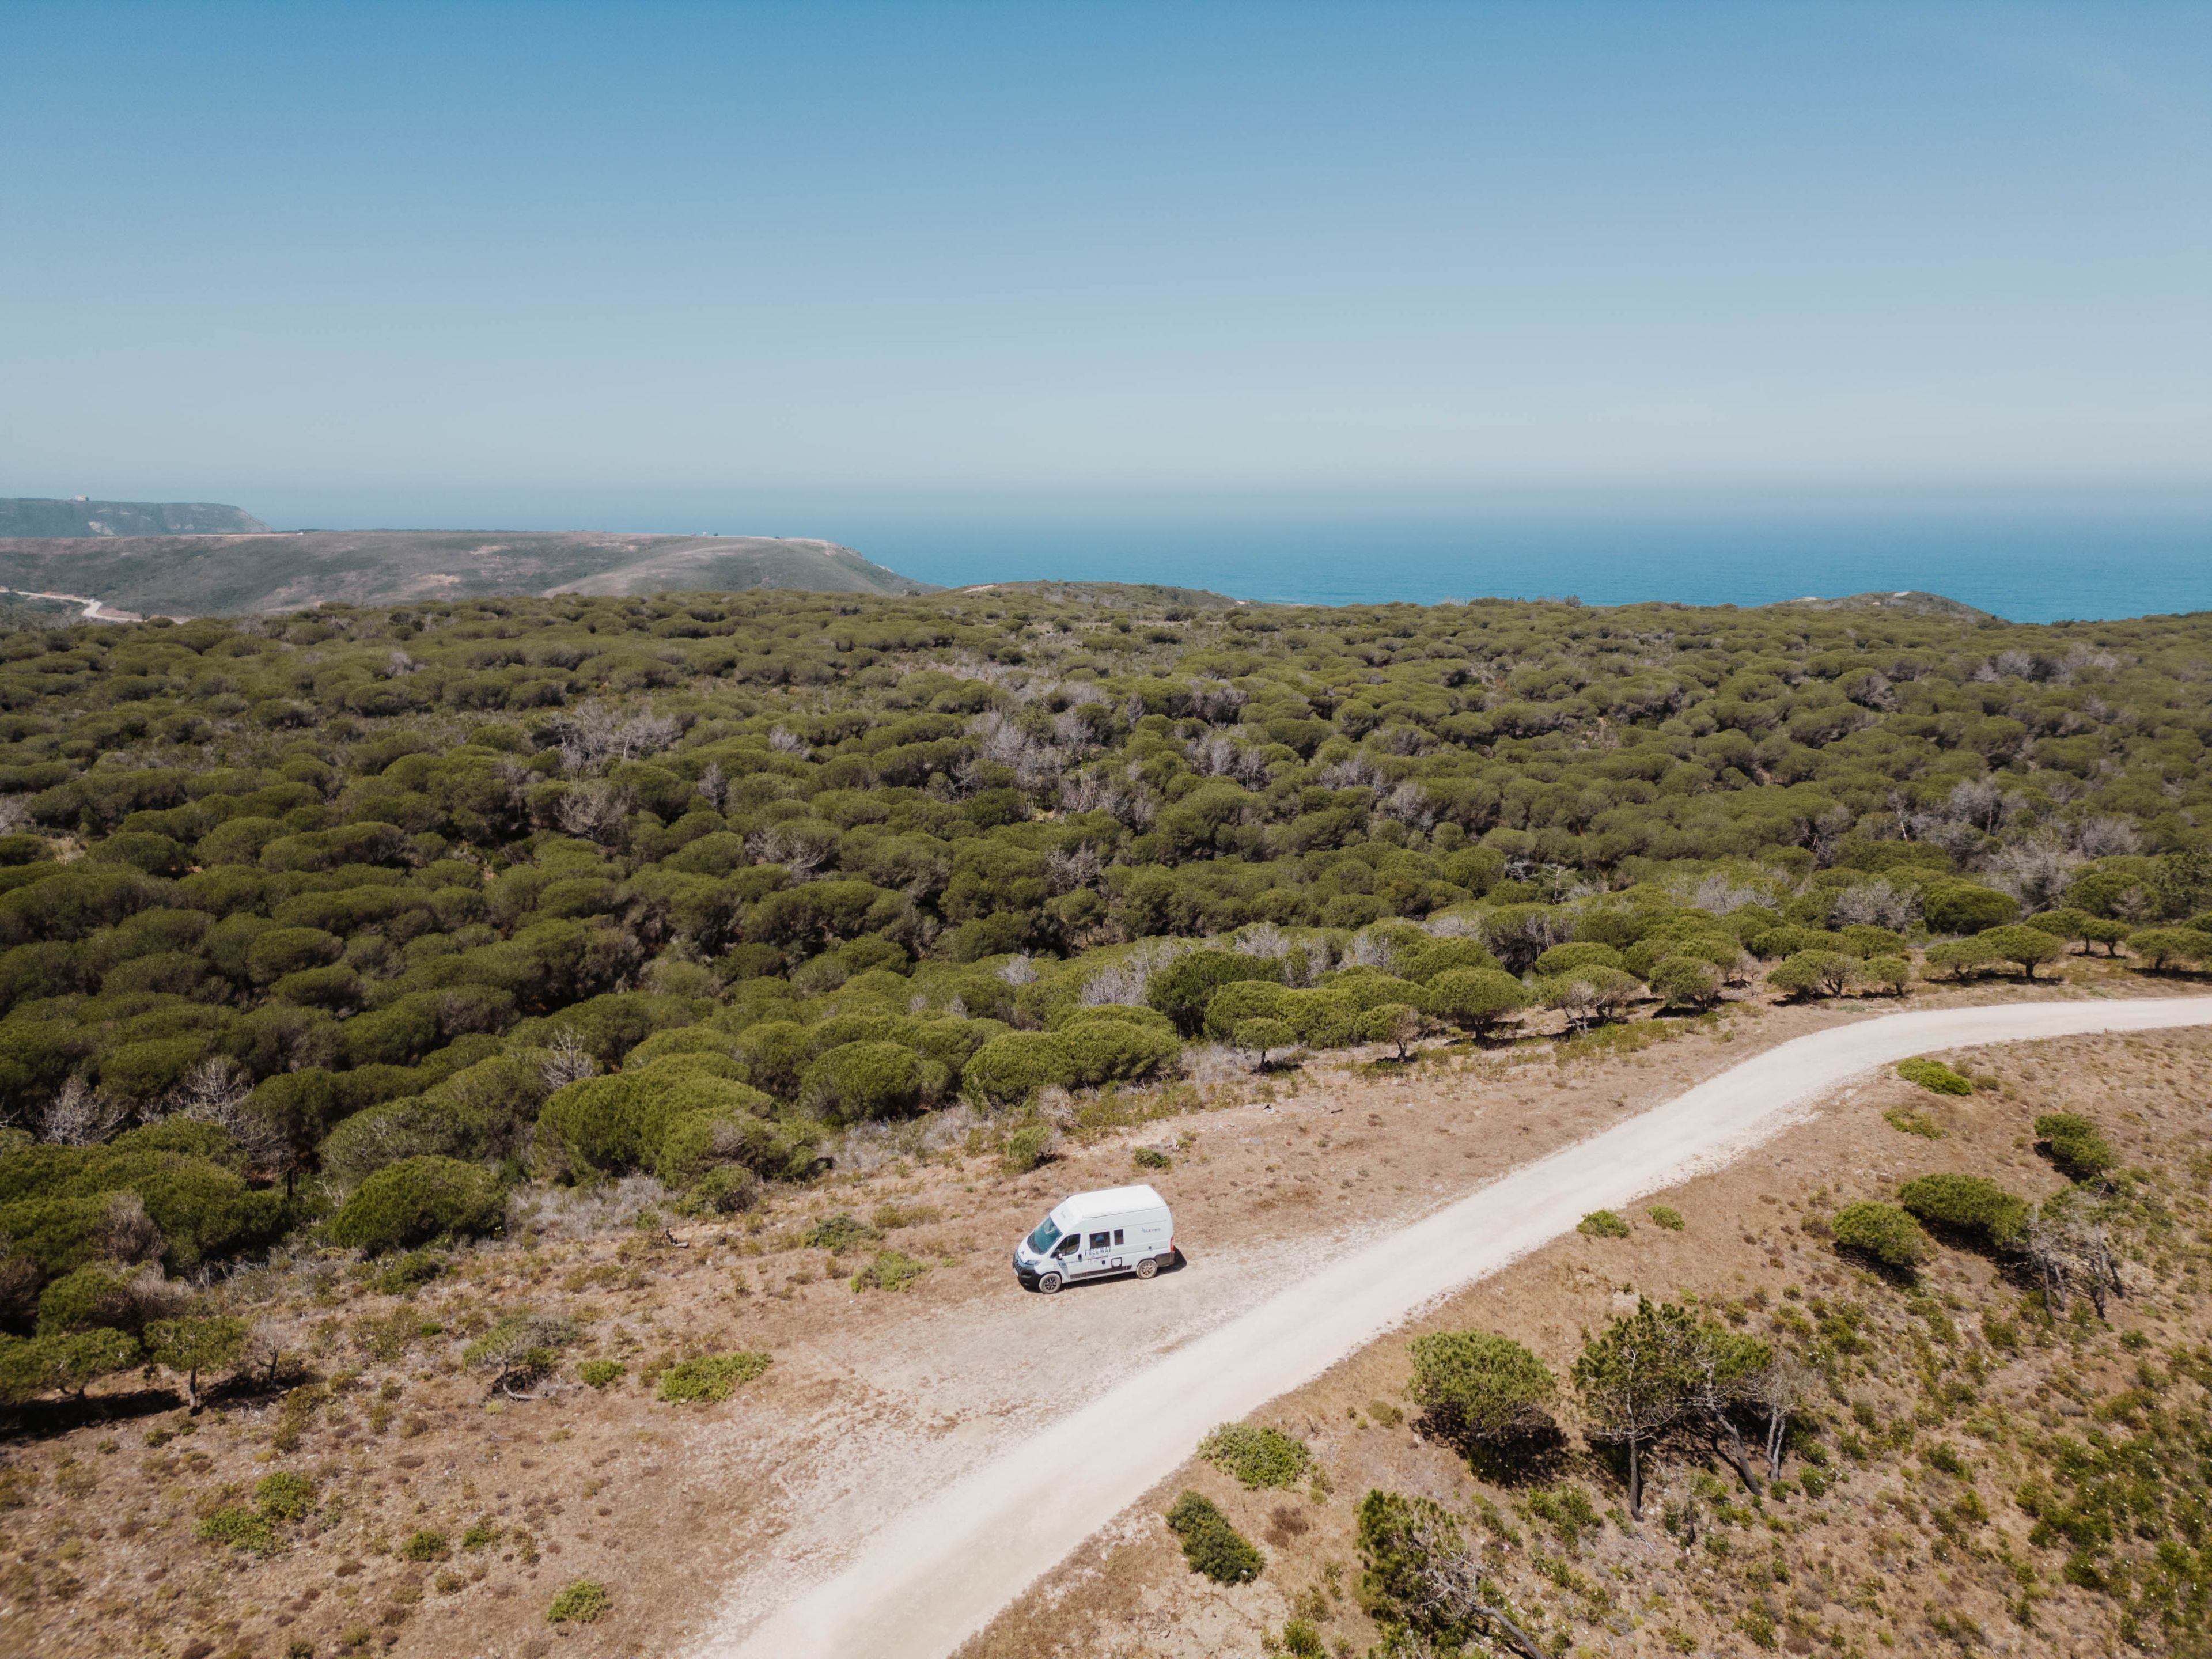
xmin=1038 ymin=1271 xmax=1063 ymax=1294
xmin=1135 ymin=1257 xmax=1158 ymax=1281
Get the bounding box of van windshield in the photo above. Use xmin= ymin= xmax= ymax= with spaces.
xmin=1026 ymin=1215 xmax=1063 ymax=1253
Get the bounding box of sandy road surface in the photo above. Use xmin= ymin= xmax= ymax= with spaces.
xmin=706 ymin=996 xmax=2212 ymax=1659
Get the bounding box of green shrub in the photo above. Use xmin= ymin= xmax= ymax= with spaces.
xmin=196 ymin=1505 xmax=278 ymax=1555
xmin=88 ymin=831 xmax=190 ymax=876
xmin=1897 ymin=1057 xmax=1973 ymax=1096
xmin=1836 ymin=924 xmax=1908 ymax=959
xmin=2035 ymin=1112 xmax=2116 ymax=1180
xmin=1058 ymin=1018 xmax=1180 ymax=1085
xmin=546 ymin=1579 xmax=610 ymax=1624
xmin=653 ymin=1105 xmax=802 ymax=1189
xmin=1235 ymin=1017 xmax=1297 ymax=1066
xmin=1831 ymin=1202 xmax=1931 ymax=1270
xmin=245 ymin=926 xmax=345 ymax=985
xmin=35 ymin=1262 xmax=152 ymax=1336
xmin=2127 ymin=929 xmax=2204 ymax=971
xmin=1919 ymin=880 xmax=2018 ymax=935
xmin=1577 ymin=1209 xmax=1631 ymax=1238
xmin=537 ymin=1068 xmax=778 ymax=1179
xmin=798 ymin=1040 xmax=925 ymax=1124
xmin=1197 ymin=1422 xmax=1311 ymax=1489
xmin=2023 ymin=907 xmax=2096 ymax=946
xmin=319 ymin=1096 xmax=480 ymax=1191
xmin=1001 ymin=1122 xmax=1058 ymax=1173
xmin=254 ymin=1471 xmax=316 ymax=1522
xmin=1923 ymin=938 xmax=1998 ymax=979
xmin=1858 ymin=955 xmax=1913 ymax=994
xmin=1131 ymin=1145 xmax=1172 ymax=1171
xmin=802 ymin=1212 xmax=877 ymax=1251
xmin=1648 ymin=956 xmax=1720 ymax=1007
xmin=1355 ymin=1488 xmax=1490 ymax=1642
xmin=1897 ymin=1173 xmax=2028 ymax=1248
xmin=577 ymin=1359 xmax=626 ymax=1389
xmin=464 ymin=1312 xmax=578 ymax=1390
xmin=400 ymin=1529 xmax=450 ymax=1562
xmin=461 ymin=1518 xmax=501 ymax=1550
xmin=1164 ymin=1490 xmax=1263 ymax=1584
xmin=849 ymin=1249 xmax=930 ymax=1293
xmin=1406 ymin=1330 xmax=1556 ymax=1444
xmin=623 ymin=1024 xmax=741 ymax=1068
xmin=1768 ymin=950 xmax=1858 ymax=999
xmin=374 ymin=1250 xmax=446 ymax=1296
xmin=1053 ymin=1002 xmax=1177 ymax=1036
xmin=1202 ymin=978 xmax=1291 ymax=1040
xmin=0 ymin=1327 xmax=143 ymax=1403
xmin=1147 ymin=949 xmax=1282 ymax=1035
xmin=0 ymin=834 xmax=50 ymax=869
xmin=656 ymin=1350 xmax=771 ymax=1403
xmin=1423 ymin=967 xmax=1529 ymax=1035
xmin=1278 ymin=987 xmax=1363 ymax=1048
xmin=144 ymin=1315 xmax=248 ymax=1404
xmin=1972 ymin=924 xmax=2065 ymax=979
xmin=1883 ymin=1107 xmax=1945 ymax=1139
xmin=1328 ymin=970 xmax=1430 ymax=1014
xmin=1748 ymin=925 xmax=1845 ymax=960
xmin=1532 ymin=941 xmax=1626 ymax=977
xmin=683 ymin=1164 xmax=764 ymax=1214
xmin=328 ymin=1156 xmax=503 ymax=1255
xmin=1647 ymin=1205 xmax=1684 ymax=1231
xmin=963 ymin=1032 xmax=1075 ymax=1105
xmin=1358 ymin=1002 xmax=1424 ymax=1057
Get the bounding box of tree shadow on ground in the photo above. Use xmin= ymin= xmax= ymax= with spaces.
xmin=1419 ymin=1411 xmax=1570 ymax=1488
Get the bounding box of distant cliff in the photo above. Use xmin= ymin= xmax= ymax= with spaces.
xmin=0 ymin=498 xmax=270 ymax=537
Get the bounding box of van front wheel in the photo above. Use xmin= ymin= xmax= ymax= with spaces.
xmin=1135 ymin=1257 xmax=1158 ymax=1281
xmin=1038 ymin=1272 xmax=1063 ymax=1294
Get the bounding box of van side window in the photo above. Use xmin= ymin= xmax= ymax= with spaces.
xmin=1088 ymin=1232 xmax=1111 ymax=1250
xmin=1054 ymin=1236 xmax=1080 ymax=1257
xmin=1112 ymin=1229 xmax=1124 ymax=1245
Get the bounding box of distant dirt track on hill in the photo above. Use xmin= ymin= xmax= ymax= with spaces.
xmin=705 ymin=995 xmax=2212 ymax=1659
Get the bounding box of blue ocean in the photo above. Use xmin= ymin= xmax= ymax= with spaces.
xmin=270 ymin=490 xmax=2212 ymax=624
xmin=825 ymin=507 xmax=2212 ymax=624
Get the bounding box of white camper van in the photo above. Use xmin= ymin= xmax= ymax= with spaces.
xmin=1012 ymin=1184 xmax=1175 ymax=1294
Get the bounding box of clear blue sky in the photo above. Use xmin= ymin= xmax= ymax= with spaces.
xmin=3 ymin=2 xmax=2209 ymax=522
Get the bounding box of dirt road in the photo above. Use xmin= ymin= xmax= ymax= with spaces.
xmin=704 ymin=995 xmax=2212 ymax=1659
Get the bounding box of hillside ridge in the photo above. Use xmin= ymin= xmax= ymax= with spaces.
xmin=0 ymin=497 xmax=268 ymax=538
xmin=0 ymin=528 xmax=935 ymax=616
xmin=1766 ymin=588 xmax=1994 ymax=620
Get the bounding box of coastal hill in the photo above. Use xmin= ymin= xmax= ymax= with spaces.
xmin=0 ymin=497 xmax=268 ymax=538
xmin=949 ymin=578 xmax=1242 ymax=609
xmin=1767 ymin=588 xmax=1995 ymax=620
xmin=0 ymin=528 xmax=935 ymax=617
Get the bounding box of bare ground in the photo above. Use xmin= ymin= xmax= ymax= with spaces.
xmin=959 ymin=1020 xmax=2212 ymax=1659
xmin=0 ymin=966 xmax=2201 ymax=1659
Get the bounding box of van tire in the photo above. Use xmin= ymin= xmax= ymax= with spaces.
xmin=1135 ymin=1257 xmax=1158 ymax=1280
xmin=1038 ymin=1272 xmax=1063 ymax=1294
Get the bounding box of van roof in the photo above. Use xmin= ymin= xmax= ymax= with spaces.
xmin=1053 ymin=1184 xmax=1166 ymax=1222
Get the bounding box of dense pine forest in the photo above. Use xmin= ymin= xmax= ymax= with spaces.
xmin=3 ymin=584 xmax=2211 ymax=1406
